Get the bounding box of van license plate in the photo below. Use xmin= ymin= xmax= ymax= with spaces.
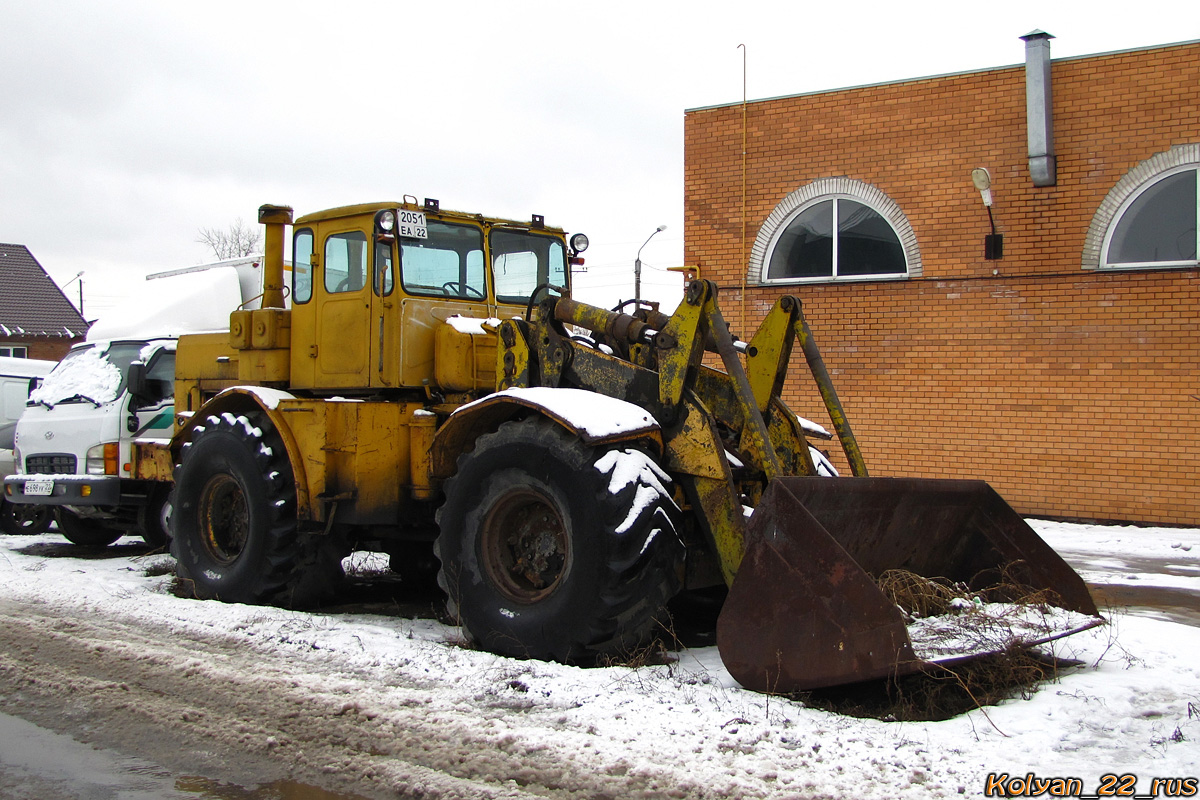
xmin=24 ymin=479 xmax=53 ymax=496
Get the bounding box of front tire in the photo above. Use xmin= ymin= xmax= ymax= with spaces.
xmin=1 ymin=499 xmax=52 ymax=536
xmin=435 ymin=418 xmax=684 ymax=663
xmin=171 ymin=411 xmax=343 ymax=608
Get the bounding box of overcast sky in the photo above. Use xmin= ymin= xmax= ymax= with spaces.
xmin=2 ymin=1 xmax=1195 ymax=321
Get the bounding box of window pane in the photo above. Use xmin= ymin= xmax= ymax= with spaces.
xmin=1109 ymin=170 xmax=1197 ymax=263
xmin=400 ymin=221 xmax=486 ymax=299
xmin=767 ymin=201 xmax=834 ymax=279
xmin=325 ymin=231 xmax=368 ymax=293
xmin=491 ymin=230 xmax=567 ymax=304
xmin=837 ymin=200 xmax=906 ymax=276
xmin=292 ymin=229 xmax=313 ymax=303
xmin=374 ymin=241 xmax=394 ymax=296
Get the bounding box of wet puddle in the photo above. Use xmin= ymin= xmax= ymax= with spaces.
xmin=0 ymin=710 xmax=375 ymax=800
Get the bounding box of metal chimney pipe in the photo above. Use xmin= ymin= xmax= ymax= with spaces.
xmin=257 ymin=204 xmax=293 ymax=309
xmin=1021 ymin=30 xmax=1056 ymax=187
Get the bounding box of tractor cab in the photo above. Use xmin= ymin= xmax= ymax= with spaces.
xmin=247 ymin=201 xmax=584 ymax=394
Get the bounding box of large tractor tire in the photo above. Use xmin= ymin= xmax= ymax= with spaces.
xmin=55 ymin=509 xmax=122 ymax=546
xmin=435 ymin=418 xmax=684 ymax=663
xmin=0 ymin=499 xmax=52 ymax=536
xmin=171 ymin=411 xmax=345 ymax=609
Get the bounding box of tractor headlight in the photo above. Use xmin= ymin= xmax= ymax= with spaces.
xmin=375 ymin=209 xmax=397 ymax=235
xmin=570 ymin=233 xmax=589 ymax=255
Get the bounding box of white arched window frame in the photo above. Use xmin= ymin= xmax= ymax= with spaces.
xmin=1084 ymin=144 xmax=1200 ymax=271
xmin=750 ymin=177 xmax=921 ymax=286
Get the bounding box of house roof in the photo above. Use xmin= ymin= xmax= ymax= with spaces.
xmin=0 ymin=243 xmax=89 ymax=338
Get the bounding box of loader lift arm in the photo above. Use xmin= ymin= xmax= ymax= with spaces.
xmin=485 ymin=280 xmax=1101 ymax=693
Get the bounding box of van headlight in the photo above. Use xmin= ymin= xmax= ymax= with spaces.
xmin=86 ymin=442 xmax=119 ymax=476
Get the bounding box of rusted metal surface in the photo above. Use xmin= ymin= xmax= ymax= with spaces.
xmin=794 ymin=312 xmax=867 ymax=478
xmin=717 ymin=477 xmax=1100 ymax=693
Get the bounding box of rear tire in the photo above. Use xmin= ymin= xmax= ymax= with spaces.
xmin=435 ymin=418 xmax=683 ymax=663
xmin=138 ymin=485 xmax=172 ymax=548
xmin=1 ymin=499 xmax=52 ymax=536
xmin=55 ymin=509 xmax=122 ymax=546
xmin=171 ymin=411 xmax=344 ymax=608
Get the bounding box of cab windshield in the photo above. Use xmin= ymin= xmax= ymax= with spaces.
xmin=490 ymin=229 xmax=568 ymax=305
xmin=29 ymin=342 xmax=149 ymax=407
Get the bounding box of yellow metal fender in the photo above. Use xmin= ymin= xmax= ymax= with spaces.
xmin=430 ymin=388 xmax=664 ymax=479
xmin=171 ymin=387 xmax=313 ymax=522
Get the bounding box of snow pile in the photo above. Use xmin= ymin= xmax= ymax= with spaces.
xmin=28 ymin=347 xmax=121 ymax=406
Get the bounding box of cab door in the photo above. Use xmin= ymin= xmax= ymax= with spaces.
xmin=313 ymin=227 xmax=371 ymax=388
xmin=368 ymin=237 xmax=401 ymax=388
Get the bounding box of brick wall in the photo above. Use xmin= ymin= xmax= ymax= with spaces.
xmin=684 ymin=41 xmax=1200 ymax=525
xmin=0 ymin=338 xmax=75 ymax=362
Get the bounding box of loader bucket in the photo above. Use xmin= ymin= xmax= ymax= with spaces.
xmin=716 ymin=477 xmax=1102 ymax=693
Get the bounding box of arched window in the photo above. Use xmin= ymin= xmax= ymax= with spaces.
xmin=751 ymin=178 xmax=920 ymax=285
xmin=1102 ymin=166 xmax=1198 ymax=268
xmin=1083 ymin=144 xmax=1200 ymax=271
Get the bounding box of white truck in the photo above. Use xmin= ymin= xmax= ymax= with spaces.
xmin=0 ymin=356 xmax=56 ymax=534
xmin=3 ymin=256 xmax=286 ymax=546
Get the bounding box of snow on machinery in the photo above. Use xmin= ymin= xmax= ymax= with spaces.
xmin=151 ymin=201 xmax=1101 ymax=693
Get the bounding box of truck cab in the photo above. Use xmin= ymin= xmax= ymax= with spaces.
xmin=4 ymin=338 xmax=176 ymax=545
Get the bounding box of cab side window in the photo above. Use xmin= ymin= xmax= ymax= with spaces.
xmin=142 ymin=352 xmax=176 ymax=406
xmin=374 ymin=240 xmax=394 ymax=296
xmin=325 ymin=231 xmax=368 ymax=294
xmin=293 ymin=229 xmax=314 ymax=303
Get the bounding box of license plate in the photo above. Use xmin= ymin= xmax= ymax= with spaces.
xmin=24 ymin=479 xmax=53 ymax=496
xmin=397 ymin=210 xmax=428 ymax=239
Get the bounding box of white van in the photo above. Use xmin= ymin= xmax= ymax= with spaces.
xmin=3 ymin=256 xmax=286 ymax=547
xmin=0 ymin=356 xmax=56 ymax=534
xmin=6 ymin=338 xmax=177 ymax=545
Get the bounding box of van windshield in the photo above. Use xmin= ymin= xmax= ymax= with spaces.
xmin=28 ymin=342 xmax=148 ymax=408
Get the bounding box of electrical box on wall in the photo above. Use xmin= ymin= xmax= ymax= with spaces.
xmin=985 ymin=233 xmax=1004 ymax=260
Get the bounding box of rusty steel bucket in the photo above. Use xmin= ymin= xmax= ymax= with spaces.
xmin=716 ymin=477 xmax=1102 ymax=693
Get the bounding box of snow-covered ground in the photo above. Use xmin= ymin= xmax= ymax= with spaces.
xmin=0 ymin=519 xmax=1197 ymax=799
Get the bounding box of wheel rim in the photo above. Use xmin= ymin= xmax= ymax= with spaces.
xmin=16 ymin=506 xmax=49 ymax=531
xmin=480 ymin=488 xmax=570 ymax=604
xmin=198 ymin=474 xmax=249 ymax=564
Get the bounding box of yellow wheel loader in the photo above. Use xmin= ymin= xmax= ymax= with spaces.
xmin=146 ymin=200 xmax=1101 ymax=694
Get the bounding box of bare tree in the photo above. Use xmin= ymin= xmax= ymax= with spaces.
xmin=196 ymin=218 xmax=262 ymax=260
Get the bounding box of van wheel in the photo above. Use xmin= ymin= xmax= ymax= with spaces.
xmin=171 ymin=411 xmax=344 ymax=608
xmin=138 ymin=485 xmax=172 ymax=548
xmin=435 ymin=418 xmax=684 ymax=663
xmin=1 ymin=500 xmax=52 ymax=536
xmin=55 ymin=509 xmax=122 ymax=546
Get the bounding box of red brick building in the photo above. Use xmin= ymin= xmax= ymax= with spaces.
xmin=684 ymin=35 xmax=1200 ymax=525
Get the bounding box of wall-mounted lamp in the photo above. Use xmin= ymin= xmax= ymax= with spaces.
xmin=971 ymin=168 xmax=1003 ymax=260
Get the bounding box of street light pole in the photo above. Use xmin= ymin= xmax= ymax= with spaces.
xmin=61 ymin=271 xmax=84 ymax=317
xmin=634 ymin=225 xmax=667 ymax=303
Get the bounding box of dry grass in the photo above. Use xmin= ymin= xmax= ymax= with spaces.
xmin=801 ymin=565 xmax=1078 ymax=722
xmin=804 ymin=647 xmax=1064 ymax=722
